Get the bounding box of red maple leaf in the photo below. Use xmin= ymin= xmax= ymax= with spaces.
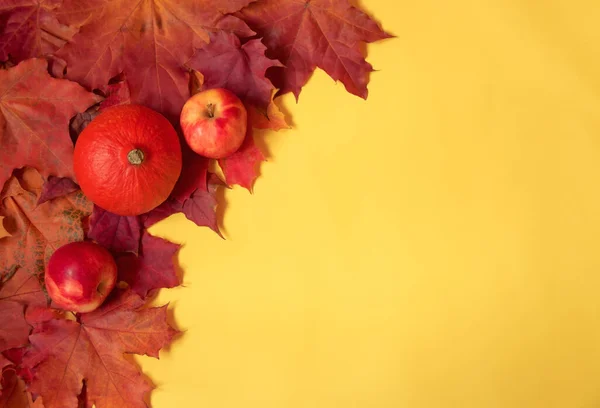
xmin=37 ymin=177 xmax=79 ymax=205
xmin=0 ymin=58 xmax=100 ymax=192
xmin=25 ymin=290 xmax=177 ymax=408
xmin=238 ymin=0 xmax=392 ymax=99
xmin=0 ymin=168 xmax=89 ymax=359
xmin=87 ymin=206 xmax=142 ymax=254
xmin=219 ymin=127 xmax=265 ymax=191
xmin=55 ymin=0 xmax=255 ymax=120
xmin=0 ymin=0 xmax=76 ymax=63
xmin=0 ymin=168 xmax=92 ymax=280
xmin=188 ymin=31 xmax=282 ymax=110
xmin=0 ymin=369 xmax=43 ymax=408
xmin=117 ymin=233 xmax=180 ymax=298
xmin=0 ymin=266 xmax=45 ymax=369
xmin=0 ymin=265 xmax=45 ymax=356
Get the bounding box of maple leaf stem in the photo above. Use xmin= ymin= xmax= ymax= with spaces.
xmin=127 ymin=149 xmax=145 ymax=165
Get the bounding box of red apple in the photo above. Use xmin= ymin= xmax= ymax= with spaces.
xmin=45 ymin=242 xmax=117 ymax=313
xmin=180 ymin=88 xmax=247 ymax=159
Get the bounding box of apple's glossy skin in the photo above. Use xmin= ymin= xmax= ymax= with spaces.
xmin=45 ymin=242 xmax=117 ymax=313
xmin=180 ymin=88 xmax=247 ymax=159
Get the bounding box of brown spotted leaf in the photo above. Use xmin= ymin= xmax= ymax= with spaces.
xmin=25 ymin=290 xmax=177 ymax=408
xmin=0 ymin=167 xmax=92 ymax=288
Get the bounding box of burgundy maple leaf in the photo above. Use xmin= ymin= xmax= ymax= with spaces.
xmin=188 ymin=31 xmax=282 ymax=110
xmin=87 ymin=206 xmax=142 ymax=254
xmin=238 ymin=0 xmax=392 ymax=99
xmin=117 ymin=233 xmax=181 ymax=298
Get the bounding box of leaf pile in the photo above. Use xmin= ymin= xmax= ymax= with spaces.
xmin=0 ymin=0 xmax=389 ymax=406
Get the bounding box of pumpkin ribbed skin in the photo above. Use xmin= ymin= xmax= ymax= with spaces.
xmin=74 ymin=105 xmax=182 ymax=216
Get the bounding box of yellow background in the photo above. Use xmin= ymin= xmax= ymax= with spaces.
xmin=144 ymin=1 xmax=600 ymax=407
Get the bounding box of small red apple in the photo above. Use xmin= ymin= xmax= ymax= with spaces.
xmin=45 ymin=242 xmax=117 ymax=313
xmin=180 ymin=88 xmax=247 ymax=159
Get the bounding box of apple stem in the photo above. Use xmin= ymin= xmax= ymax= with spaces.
xmin=127 ymin=149 xmax=145 ymax=165
xmin=206 ymin=103 xmax=215 ymax=118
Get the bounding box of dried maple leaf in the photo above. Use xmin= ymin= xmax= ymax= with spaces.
xmin=25 ymin=290 xmax=177 ymax=408
xmin=0 ymin=168 xmax=92 ymax=281
xmin=0 ymin=0 xmax=77 ymax=63
xmin=238 ymin=0 xmax=392 ymax=99
xmin=218 ymin=127 xmax=265 ymax=191
xmin=55 ymin=0 xmax=255 ymax=121
xmin=188 ymin=31 xmax=282 ymax=110
xmin=87 ymin=206 xmax=142 ymax=254
xmin=117 ymin=233 xmax=180 ymax=298
xmin=38 ymin=177 xmax=79 ymax=205
xmin=0 ymin=58 xmax=100 ymax=191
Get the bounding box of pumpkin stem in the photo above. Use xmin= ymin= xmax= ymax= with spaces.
xmin=127 ymin=149 xmax=145 ymax=165
xmin=206 ymin=103 xmax=215 ymax=118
